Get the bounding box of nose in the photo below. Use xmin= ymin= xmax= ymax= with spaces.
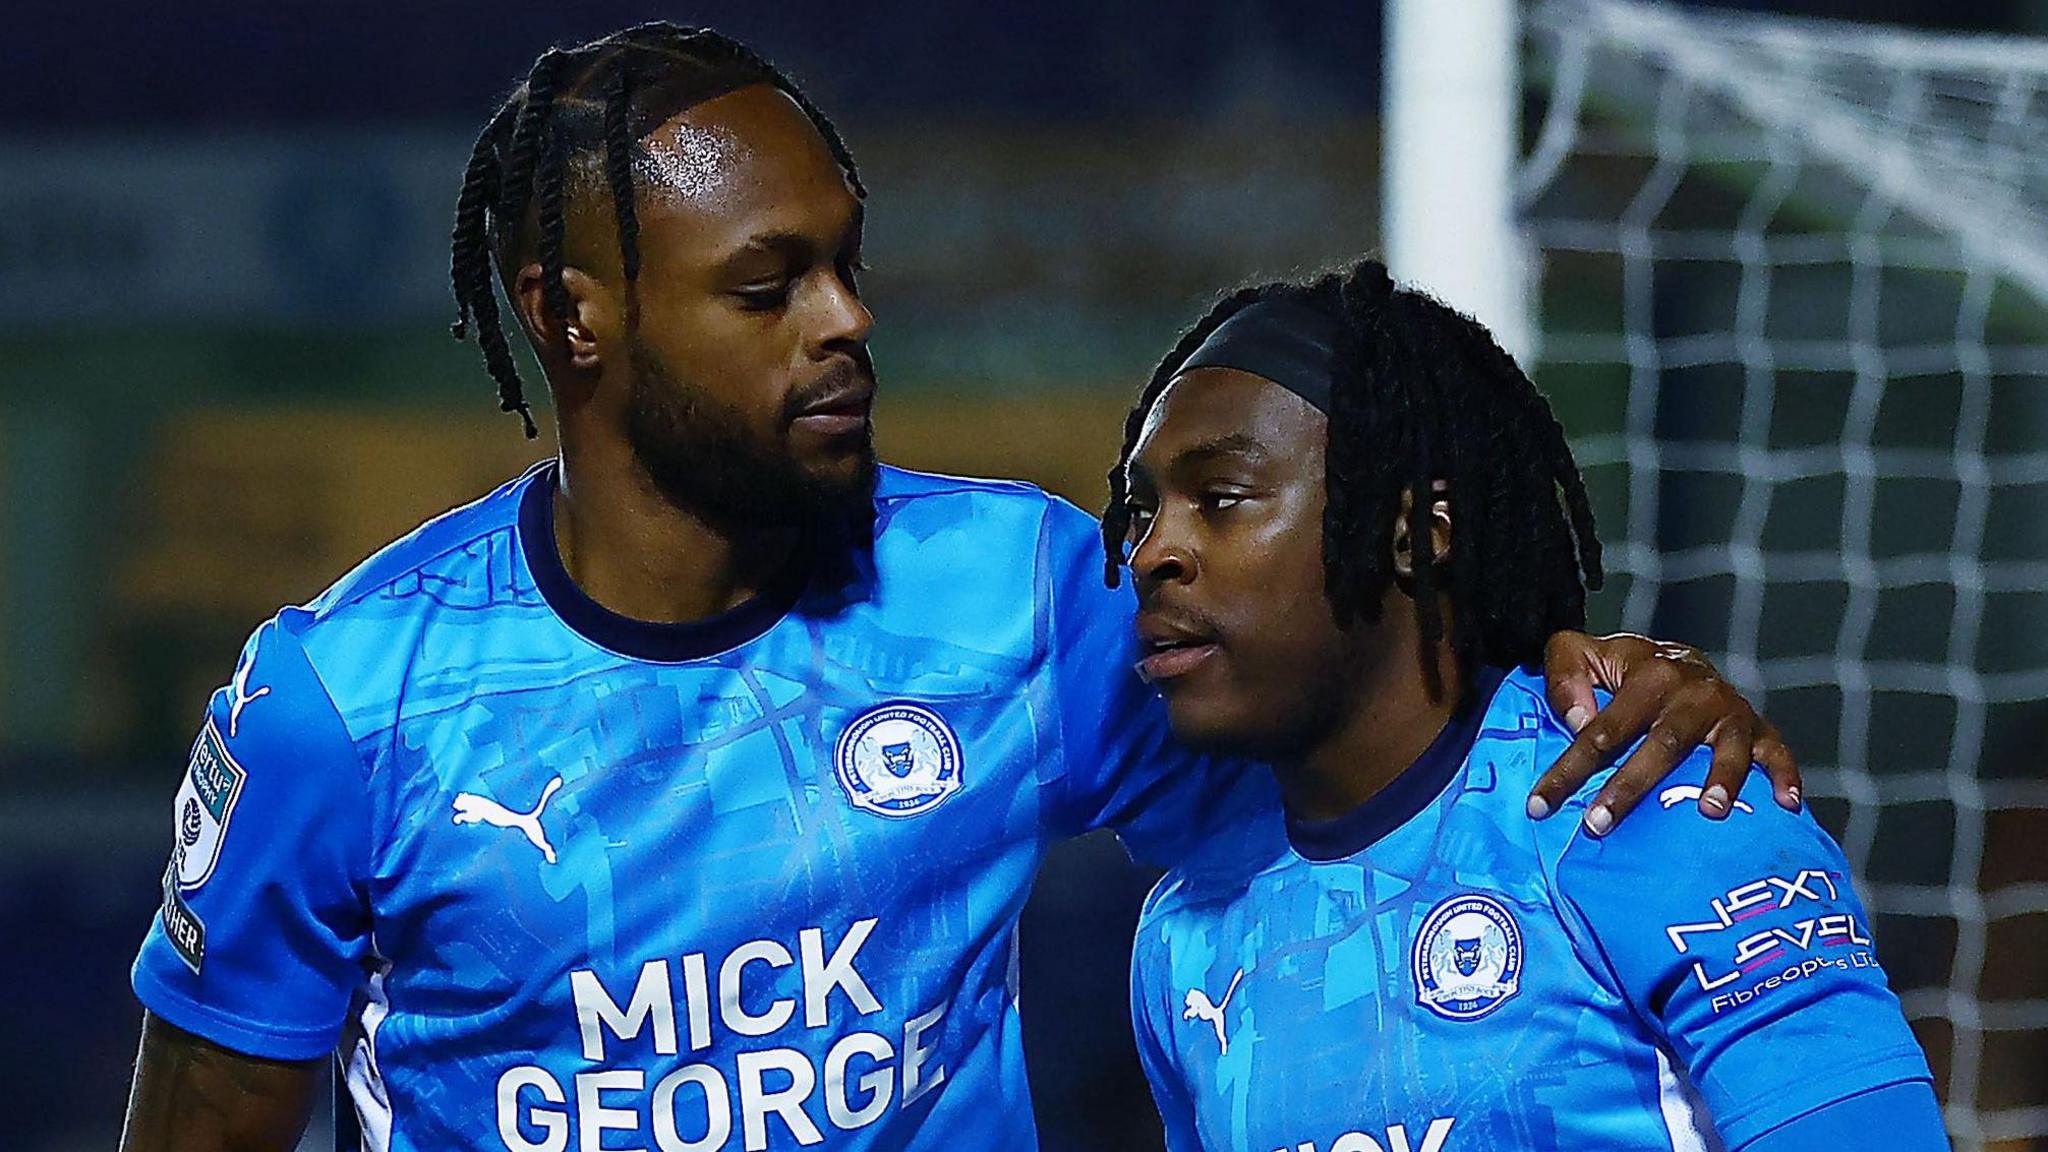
xmin=1129 ymin=509 xmax=1197 ymax=590
xmin=810 ymin=274 xmax=874 ymax=359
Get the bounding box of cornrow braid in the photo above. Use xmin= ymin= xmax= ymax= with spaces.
xmin=1105 ymin=256 xmax=1603 ymax=694
xmin=534 ymin=119 xmax=573 ymax=330
xmin=601 ymin=59 xmax=641 ymax=284
xmin=448 ymin=118 xmax=506 ymax=342
xmin=448 ymin=23 xmax=864 ymax=438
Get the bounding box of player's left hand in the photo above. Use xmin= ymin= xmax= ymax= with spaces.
xmin=1526 ymin=631 xmax=1801 ymax=836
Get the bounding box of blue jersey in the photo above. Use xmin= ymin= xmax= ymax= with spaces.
xmin=1131 ymin=668 xmax=1935 ymax=1152
xmin=134 ymin=461 xmax=1237 ymax=1152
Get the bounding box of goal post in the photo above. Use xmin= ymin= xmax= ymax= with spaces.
xmin=1383 ymin=0 xmax=1533 ymax=360
xmin=1389 ymin=2 xmax=2048 ymax=1148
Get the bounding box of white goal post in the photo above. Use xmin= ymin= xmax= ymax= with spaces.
xmin=1387 ymin=3 xmax=2048 ymax=1148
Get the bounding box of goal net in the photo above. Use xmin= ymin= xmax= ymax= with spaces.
xmin=1517 ymin=2 xmax=2048 ymax=1147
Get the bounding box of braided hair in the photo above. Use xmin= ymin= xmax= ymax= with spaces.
xmin=1102 ymin=258 xmax=1603 ymax=690
xmin=449 ymin=24 xmax=865 ymax=437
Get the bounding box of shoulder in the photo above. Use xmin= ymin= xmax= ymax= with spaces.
xmin=873 ymin=465 xmax=1096 ymax=559
xmin=1546 ymin=718 xmax=1844 ymax=932
xmin=874 ymin=463 xmax=1052 ymax=507
xmin=865 ymin=466 xmax=1107 ymax=653
xmin=1137 ymin=775 xmax=1291 ymax=937
xmin=1559 ymin=748 xmax=1827 ymax=880
xmin=1463 ymin=669 xmax=1760 ymax=865
xmin=276 ymin=465 xmax=540 ymax=732
xmin=1456 ymin=667 xmax=1576 ymax=807
xmin=297 ymin=464 xmax=537 ymax=625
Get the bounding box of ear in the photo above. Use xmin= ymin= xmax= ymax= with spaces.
xmin=512 ymin=263 xmax=614 ymax=373
xmin=1391 ymin=483 xmax=1454 ymax=579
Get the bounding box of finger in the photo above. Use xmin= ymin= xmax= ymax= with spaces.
xmin=1698 ymin=715 xmax=1755 ymax=820
xmin=1636 ymin=670 xmax=1727 ymax=754
xmin=1754 ymin=717 xmax=1802 ymax=810
xmin=1541 ymin=631 xmax=1599 ymax=734
xmin=1527 ymin=676 xmax=1663 ymax=820
xmin=1584 ymin=714 xmax=1695 ymax=836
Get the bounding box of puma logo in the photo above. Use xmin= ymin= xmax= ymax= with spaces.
xmin=1659 ymin=784 xmax=1754 ymax=815
xmin=451 ymin=777 xmax=564 ymax=863
xmin=1182 ymin=968 xmax=1245 ymax=1056
xmin=227 ymin=648 xmax=271 ymax=738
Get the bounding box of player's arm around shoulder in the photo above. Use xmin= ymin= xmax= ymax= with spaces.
xmin=124 ymin=615 xmax=375 ymax=1151
xmin=1546 ymin=747 xmax=1947 ymax=1150
xmin=1036 ymin=491 xmax=1238 ymax=862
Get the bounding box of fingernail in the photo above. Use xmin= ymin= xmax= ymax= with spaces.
xmin=1784 ymin=785 xmax=1802 ymax=810
xmin=1702 ymin=784 xmax=1729 ymax=814
xmin=1526 ymin=794 xmax=1552 ymax=820
xmin=1565 ymin=705 xmax=1591 ymax=733
xmin=1585 ymin=805 xmax=1613 ymax=837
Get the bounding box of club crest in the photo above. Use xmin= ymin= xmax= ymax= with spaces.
xmin=834 ymin=703 xmax=962 ymax=818
xmin=1413 ymin=893 xmax=1523 ymax=1021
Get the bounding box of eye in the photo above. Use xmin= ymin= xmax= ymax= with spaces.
xmin=1123 ymin=500 xmax=1157 ymax=538
xmin=835 ymin=254 xmax=869 ymax=293
xmin=733 ymin=283 xmax=791 ymax=311
xmin=1199 ymin=490 xmax=1247 ymax=514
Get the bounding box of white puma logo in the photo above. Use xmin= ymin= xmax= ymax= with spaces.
xmin=451 ymin=777 xmax=564 ymax=863
xmin=1659 ymin=784 xmax=1754 ymax=815
xmin=227 ymin=648 xmax=271 ymax=738
xmin=1182 ymin=968 xmax=1245 ymax=1056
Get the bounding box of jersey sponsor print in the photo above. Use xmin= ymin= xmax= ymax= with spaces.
xmin=135 ymin=463 xmax=1248 ymax=1151
xmin=1132 ymin=670 xmax=1934 ymax=1152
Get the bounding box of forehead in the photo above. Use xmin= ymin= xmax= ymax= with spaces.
xmin=1132 ymin=367 xmax=1326 ymax=470
xmin=633 ymin=83 xmax=856 ymax=249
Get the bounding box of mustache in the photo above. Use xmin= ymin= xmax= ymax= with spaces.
xmin=782 ymin=351 xmax=876 ymax=423
xmin=1134 ymin=596 xmax=1226 ymax=639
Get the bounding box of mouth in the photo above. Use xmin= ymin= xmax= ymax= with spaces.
xmin=791 ymin=365 xmax=875 ymax=440
xmin=1135 ymin=614 xmax=1223 ymax=685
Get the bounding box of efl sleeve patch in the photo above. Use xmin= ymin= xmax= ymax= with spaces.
xmin=171 ymin=717 xmax=248 ymax=892
xmin=133 ymin=618 xmax=372 ymax=1026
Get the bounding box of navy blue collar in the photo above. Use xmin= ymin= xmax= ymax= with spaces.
xmin=518 ymin=463 xmax=810 ymax=663
xmin=1285 ymin=665 xmax=1511 ymax=862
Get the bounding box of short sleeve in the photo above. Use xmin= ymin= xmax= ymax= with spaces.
xmin=1130 ymin=913 xmax=1206 ymax=1152
xmin=131 ymin=616 xmax=373 ymax=1060
xmin=1037 ymin=495 xmax=1253 ymax=866
xmin=1742 ymin=1081 xmax=1948 ymax=1150
xmin=1552 ymin=754 xmax=1933 ymax=1150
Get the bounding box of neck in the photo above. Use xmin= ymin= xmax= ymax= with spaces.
xmin=551 ymin=438 xmax=801 ymax=624
xmin=1275 ymin=597 xmax=1467 ymax=823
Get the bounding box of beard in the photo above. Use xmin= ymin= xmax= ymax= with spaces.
xmin=624 ymin=337 xmax=877 ymax=539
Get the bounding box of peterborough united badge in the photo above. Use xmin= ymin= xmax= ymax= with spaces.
xmin=1413 ymin=893 xmax=1523 ymax=1021
xmin=834 ymin=702 xmax=963 ymax=819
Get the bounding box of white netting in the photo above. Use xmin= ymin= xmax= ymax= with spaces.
xmin=1520 ymin=2 xmax=2048 ymax=1147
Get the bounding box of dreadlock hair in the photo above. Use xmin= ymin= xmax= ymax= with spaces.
xmin=448 ymin=24 xmax=866 ymax=438
xmin=1102 ymin=258 xmax=1603 ymax=695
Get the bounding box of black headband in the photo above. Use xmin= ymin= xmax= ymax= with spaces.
xmin=1176 ymin=296 xmax=1342 ymax=413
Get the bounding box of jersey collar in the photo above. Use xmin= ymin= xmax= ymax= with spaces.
xmin=518 ymin=462 xmax=811 ymax=663
xmin=1285 ymin=664 xmax=1512 ymax=862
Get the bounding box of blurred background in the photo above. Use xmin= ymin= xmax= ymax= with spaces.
xmin=3 ymin=1 xmax=2045 ymax=1149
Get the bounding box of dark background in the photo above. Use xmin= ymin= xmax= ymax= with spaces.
xmin=2 ymin=3 xmax=2042 ymax=1150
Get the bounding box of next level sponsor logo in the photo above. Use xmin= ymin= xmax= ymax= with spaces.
xmin=1664 ymin=868 xmax=1873 ymax=996
xmin=1708 ymin=952 xmax=1882 ymax=1014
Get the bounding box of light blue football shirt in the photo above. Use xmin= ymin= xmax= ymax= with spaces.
xmin=1131 ymin=668 xmax=1935 ymax=1152
xmin=134 ymin=461 xmax=1237 ymax=1152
